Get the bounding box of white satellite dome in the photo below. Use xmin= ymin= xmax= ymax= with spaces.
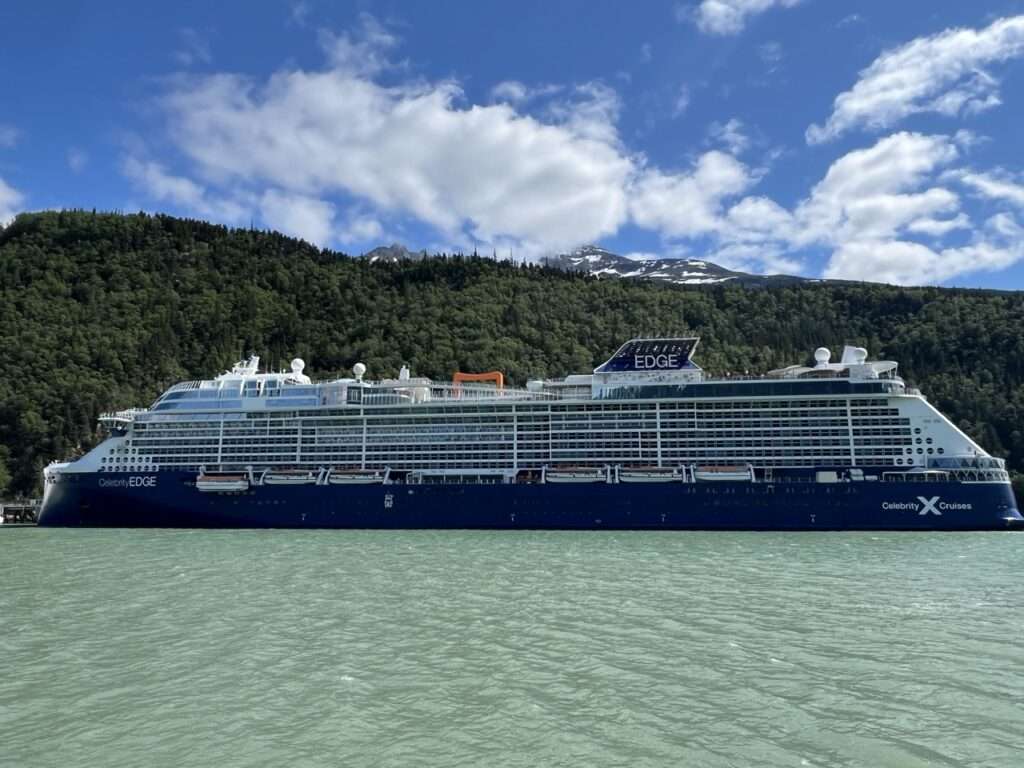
xmin=286 ymin=357 xmax=311 ymax=384
xmin=353 ymin=362 xmax=367 ymax=381
xmin=814 ymin=347 xmax=831 ymax=366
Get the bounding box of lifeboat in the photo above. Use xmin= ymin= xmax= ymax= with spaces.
xmin=327 ymin=468 xmax=389 ymax=485
xmin=618 ymin=466 xmax=683 ymax=483
xmin=545 ymin=466 xmax=607 ymax=484
xmin=263 ymin=469 xmax=318 ymax=486
xmin=693 ymin=464 xmax=753 ymax=482
xmin=196 ymin=474 xmax=249 ymax=492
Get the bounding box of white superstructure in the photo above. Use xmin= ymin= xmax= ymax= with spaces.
xmin=62 ymin=338 xmax=1007 ymax=485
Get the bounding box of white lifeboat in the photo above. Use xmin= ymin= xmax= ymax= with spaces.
xmin=544 ymin=466 xmax=607 ymax=484
xmin=618 ymin=466 xmax=683 ymax=483
xmin=196 ymin=474 xmax=249 ymax=492
xmin=693 ymin=464 xmax=753 ymax=482
xmin=263 ymin=469 xmax=318 ymax=486
xmin=327 ymin=468 xmax=389 ymax=485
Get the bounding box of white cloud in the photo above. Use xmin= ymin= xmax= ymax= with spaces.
xmin=707 ymin=118 xmax=749 ymax=154
xmin=337 ymin=211 xmax=384 ymax=244
xmin=630 ymin=150 xmax=754 ymax=238
xmin=790 ymin=132 xmax=959 ymax=245
xmin=0 ymin=124 xmax=18 ymax=149
xmin=724 ymin=195 xmax=795 ymax=242
xmin=162 ymin=40 xmax=633 ymax=250
xmin=490 ymin=80 xmax=528 ymax=104
xmin=121 ymin=156 xmax=248 ymax=223
xmin=318 ymin=13 xmax=399 ymax=76
xmin=956 ymin=169 xmax=1024 ymax=207
xmin=906 ymin=212 xmax=970 ymax=236
xmin=0 ymin=177 xmax=25 ymax=226
xmin=712 ymin=132 xmax=1006 ymax=284
xmin=823 ymin=215 xmax=1024 ymax=284
xmin=259 ymin=189 xmax=335 ymax=245
xmin=952 ymin=128 xmax=988 ymax=150
xmin=808 ymin=15 xmax=1024 ymax=144
xmin=691 ymin=0 xmax=804 ymax=36
xmin=545 ymin=81 xmax=622 ymax=144
xmin=709 ymin=242 xmax=802 ymax=275
xmin=672 ymin=85 xmax=691 ymax=118
xmin=490 ymin=80 xmax=563 ymax=107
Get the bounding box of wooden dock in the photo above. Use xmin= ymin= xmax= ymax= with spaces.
xmin=1 ymin=499 xmax=39 ymax=525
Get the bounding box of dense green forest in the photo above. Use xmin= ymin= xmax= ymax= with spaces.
xmin=2 ymin=210 xmax=1023 ymax=501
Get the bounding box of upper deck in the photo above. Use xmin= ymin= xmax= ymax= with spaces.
xmin=136 ymin=337 xmax=905 ymax=419
xmin=88 ymin=338 xmax=1005 ymax=479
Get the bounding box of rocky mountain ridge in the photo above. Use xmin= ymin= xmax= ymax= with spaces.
xmin=364 ymin=242 xmax=809 ymax=286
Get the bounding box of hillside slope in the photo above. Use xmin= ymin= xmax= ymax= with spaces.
xmin=2 ymin=210 xmax=1023 ymax=496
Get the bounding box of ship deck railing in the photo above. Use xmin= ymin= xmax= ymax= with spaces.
xmin=356 ymin=383 xmax=559 ymax=403
xmin=98 ymin=408 xmax=148 ymax=424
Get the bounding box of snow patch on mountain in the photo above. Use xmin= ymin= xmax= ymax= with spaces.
xmin=544 ymin=245 xmax=808 ymax=287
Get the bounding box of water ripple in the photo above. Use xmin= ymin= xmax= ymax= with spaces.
xmin=2 ymin=529 xmax=1022 ymax=767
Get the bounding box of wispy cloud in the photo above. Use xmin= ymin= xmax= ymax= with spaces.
xmin=807 ymin=15 xmax=1024 ymax=144
xmin=672 ymin=84 xmax=691 ymax=118
xmin=121 ymin=155 xmax=248 ymax=224
xmin=706 ymin=118 xmax=750 ymax=154
xmin=289 ymin=1 xmax=311 ymax=27
xmin=0 ymin=124 xmax=19 ymax=149
xmin=67 ymin=148 xmax=88 ymax=173
xmin=174 ymin=27 xmax=212 ymax=67
xmin=687 ymin=0 xmax=805 ymax=36
xmin=0 ymin=177 xmax=25 ymax=226
xmin=955 ymin=168 xmax=1024 ymax=208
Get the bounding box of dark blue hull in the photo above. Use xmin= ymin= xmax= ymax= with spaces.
xmin=38 ymin=471 xmax=1022 ymax=530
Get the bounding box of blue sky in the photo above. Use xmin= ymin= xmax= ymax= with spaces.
xmin=2 ymin=1 xmax=1024 ymax=288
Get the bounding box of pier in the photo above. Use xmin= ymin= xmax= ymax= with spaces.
xmin=1 ymin=499 xmax=39 ymax=525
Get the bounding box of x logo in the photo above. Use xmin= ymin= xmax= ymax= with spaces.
xmin=917 ymin=496 xmax=941 ymax=515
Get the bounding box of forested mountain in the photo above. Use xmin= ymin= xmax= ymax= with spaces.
xmin=2 ymin=210 xmax=1023 ymax=500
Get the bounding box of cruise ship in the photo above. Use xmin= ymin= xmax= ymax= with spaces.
xmin=39 ymin=338 xmax=1021 ymax=530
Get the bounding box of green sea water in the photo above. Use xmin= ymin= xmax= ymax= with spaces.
xmin=1 ymin=529 xmax=1022 ymax=767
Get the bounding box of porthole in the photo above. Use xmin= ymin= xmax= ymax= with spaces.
xmin=914 ymin=428 xmax=921 ymax=434
xmin=915 ymin=438 xmax=922 ymax=444
xmin=925 ymin=438 xmax=933 ymax=444
xmin=917 ymin=448 xmax=923 ymax=454
xmin=896 ymin=458 xmax=904 ymax=465
xmin=927 ymin=448 xmax=934 ymax=454
xmin=938 ymin=447 xmax=945 ymax=454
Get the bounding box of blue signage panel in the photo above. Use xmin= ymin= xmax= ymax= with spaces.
xmin=595 ymin=338 xmax=699 ymax=372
